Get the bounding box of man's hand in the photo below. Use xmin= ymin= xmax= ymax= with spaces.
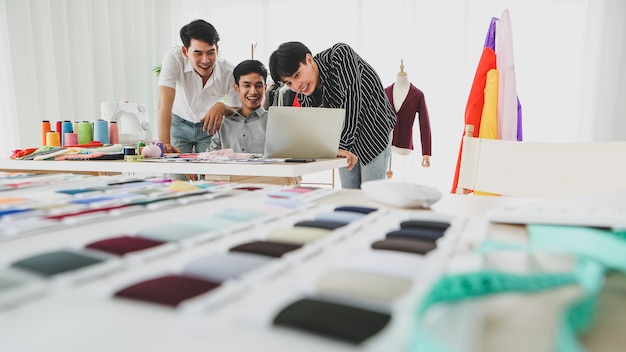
xmin=201 ymin=102 xmax=226 ymax=135
xmin=337 ymin=149 xmax=358 ymax=170
xmin=163 ymin=143 xmax=180 ymax=153
xmin=421 ymin=155 xmax=431 ymax=168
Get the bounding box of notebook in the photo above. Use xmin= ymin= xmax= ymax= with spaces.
xmin=263 ymin=106 xmax=345 ymax=159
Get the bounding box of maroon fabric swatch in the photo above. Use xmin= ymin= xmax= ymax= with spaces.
xmin=85 ymin=235 xmax=165 ymax=256
xmin=114 ymin=274 xmax=220 ymax=307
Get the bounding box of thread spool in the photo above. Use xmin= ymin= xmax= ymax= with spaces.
xmin=46 ymin=132 xmax=61 ymax=146
xmin=73 ymin=121 xmax=80 ymax=134
xmin=41 ymin=120 xmax=51 ymax=146
xmin=93 ymin=119 xmax=109 ymax=144
xmin=61 ymin=121 xmax=73 ymax=146
xmin=55 ymin=121 xmax=62 ymax=134
xmin=64 ymin=133 xmax=78 ymax=146
xmin=77 ymin=121 xmax=93 ymax=145
xmin=109 ymin=121 xmax=119 ymax=144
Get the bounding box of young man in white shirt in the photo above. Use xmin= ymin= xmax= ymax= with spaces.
xmin=157 ymin=19 xmax=240 ymax=154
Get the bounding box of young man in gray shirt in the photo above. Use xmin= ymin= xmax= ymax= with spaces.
xmin=209 ymin=59 xmax=268 ymax=154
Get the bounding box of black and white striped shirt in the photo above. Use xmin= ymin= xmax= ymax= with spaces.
xmin=299 ymin=43 xmax=397 ymax=164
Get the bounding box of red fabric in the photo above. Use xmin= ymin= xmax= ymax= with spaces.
xmin=62 ymin=141 xmax=104 ymax=148
xmin=10 ymin=148 xmax=39 ymax=159
xmin=450 ymin=47 xmax=496 ymax=193
xmin=292 ymin=94 xmax=301 ymax=107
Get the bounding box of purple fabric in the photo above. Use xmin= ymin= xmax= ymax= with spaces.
xmin=517 ymin=97 xmax=523 ymax=141
xmin=483 ymin=15 xmax=523 ymax=141
xmin=484 ymin=17 xmax=499 ymax=50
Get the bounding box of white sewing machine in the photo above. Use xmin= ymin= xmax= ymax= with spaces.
xmin=100 ymin=101 xmax=152 ymax=145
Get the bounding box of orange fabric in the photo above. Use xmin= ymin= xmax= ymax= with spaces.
xmin=450 ymin=47 xmax=497 ymax=193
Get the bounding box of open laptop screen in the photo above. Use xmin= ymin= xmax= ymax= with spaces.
xmin=263 ymin=106 xmax=345 ymax=159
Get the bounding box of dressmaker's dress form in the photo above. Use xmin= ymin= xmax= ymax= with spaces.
xmin=384 ymin=74 xmax=432 ymax=164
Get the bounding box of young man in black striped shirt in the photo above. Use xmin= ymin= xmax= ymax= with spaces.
xmin=269 ymin=42 xmax=396 ymax=189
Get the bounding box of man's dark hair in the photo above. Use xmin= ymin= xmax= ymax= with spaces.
xmin=180 ymin=19 xmax=220 ymax=48
xmin=233 ymin=60 xmax=268 ymax=85
xmin=268 ymin=41 xmax=311 ymax=84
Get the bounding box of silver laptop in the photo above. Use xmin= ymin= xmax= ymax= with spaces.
xmin=263 ymin=106 xmax=345 ymax=159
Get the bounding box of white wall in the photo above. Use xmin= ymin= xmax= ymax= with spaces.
xmin=1 ymin=0 xmax=624 ymax=193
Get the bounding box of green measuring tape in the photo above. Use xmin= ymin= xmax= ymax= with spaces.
xmin=411 ymin=224 xmax=626 ymax=352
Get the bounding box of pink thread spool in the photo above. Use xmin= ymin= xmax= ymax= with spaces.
xmin=64 ymin=133 xmax=78 ymax=146
xmin=109 ymin=121 xmax=119 ymax=144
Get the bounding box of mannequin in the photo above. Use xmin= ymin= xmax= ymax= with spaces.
xmin=384 ymin=60 xmax=432 ymax=173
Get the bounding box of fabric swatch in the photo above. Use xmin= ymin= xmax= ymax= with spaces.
xmin=213 ymin=208 xmax=265 ymax=222
xmin=114 ymin=274 xmax=220 ymax=307
xmin=334 ymin=206 xmax=378 ymax=214
xmin=266 ymin=227 xmax=331 ymax=244
xmin=229 ymin=240 xmax=302 ymax=258
xmin=400 ymin=219 xmax=450 ymax=232
xmin=317 ymin=270 xmax=413 ymax=304
xmin=136 ymin=224 xmax=208 ymax=242
xmin=386 ymin=228 xmax=444 ymax=242
xmin=347 ymin=250 xmax=425 ymax=280
xmin=314 ymin=211 xmax=365 ymax=225
xmin=85 ymin=236 xmax=165 ymax=256
xmin=273 ymin=298 xmax=391 ymax=344
xmin=293 ymin=220 xmax=345 ymax=231
xmin=182 ymin=252 xmax=272 ymax=283
xmin=11 ymin=249 xmax=105 ymax=277
xmin=372 ymin=237 xmax=436 ymax=255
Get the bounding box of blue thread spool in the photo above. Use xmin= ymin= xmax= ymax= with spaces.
xmin=93 ymin=119 xmax=109 ymax=144
xmin=61 ymin=121 xmax=73 ymax=146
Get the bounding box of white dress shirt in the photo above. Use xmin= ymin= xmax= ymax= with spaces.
xmin=158 ymin=47 xmax=240 ymax=124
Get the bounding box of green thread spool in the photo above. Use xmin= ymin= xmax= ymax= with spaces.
xmin=77 ymin=121 xmax=93 ymax=144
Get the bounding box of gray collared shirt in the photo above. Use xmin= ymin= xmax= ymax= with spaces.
xmin=209 ymin=107 xmax=267 ymax=154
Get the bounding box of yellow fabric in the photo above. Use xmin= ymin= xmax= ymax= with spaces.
xmin=479 ymin=68 xmax=499 ymax=140
xmin=475 ymin=68 xmax=500 ymax=197
xmin=168 ymin=180 xmax=200 ymax=192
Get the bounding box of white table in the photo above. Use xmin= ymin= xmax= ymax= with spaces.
xmin=0 ymin=158 xmax=347 ymax=177
xmin=0 ymin=178 xmax=623 ymax=352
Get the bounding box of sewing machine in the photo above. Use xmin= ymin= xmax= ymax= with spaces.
xmin=100 ymin=101 xmax=152 ymax=145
